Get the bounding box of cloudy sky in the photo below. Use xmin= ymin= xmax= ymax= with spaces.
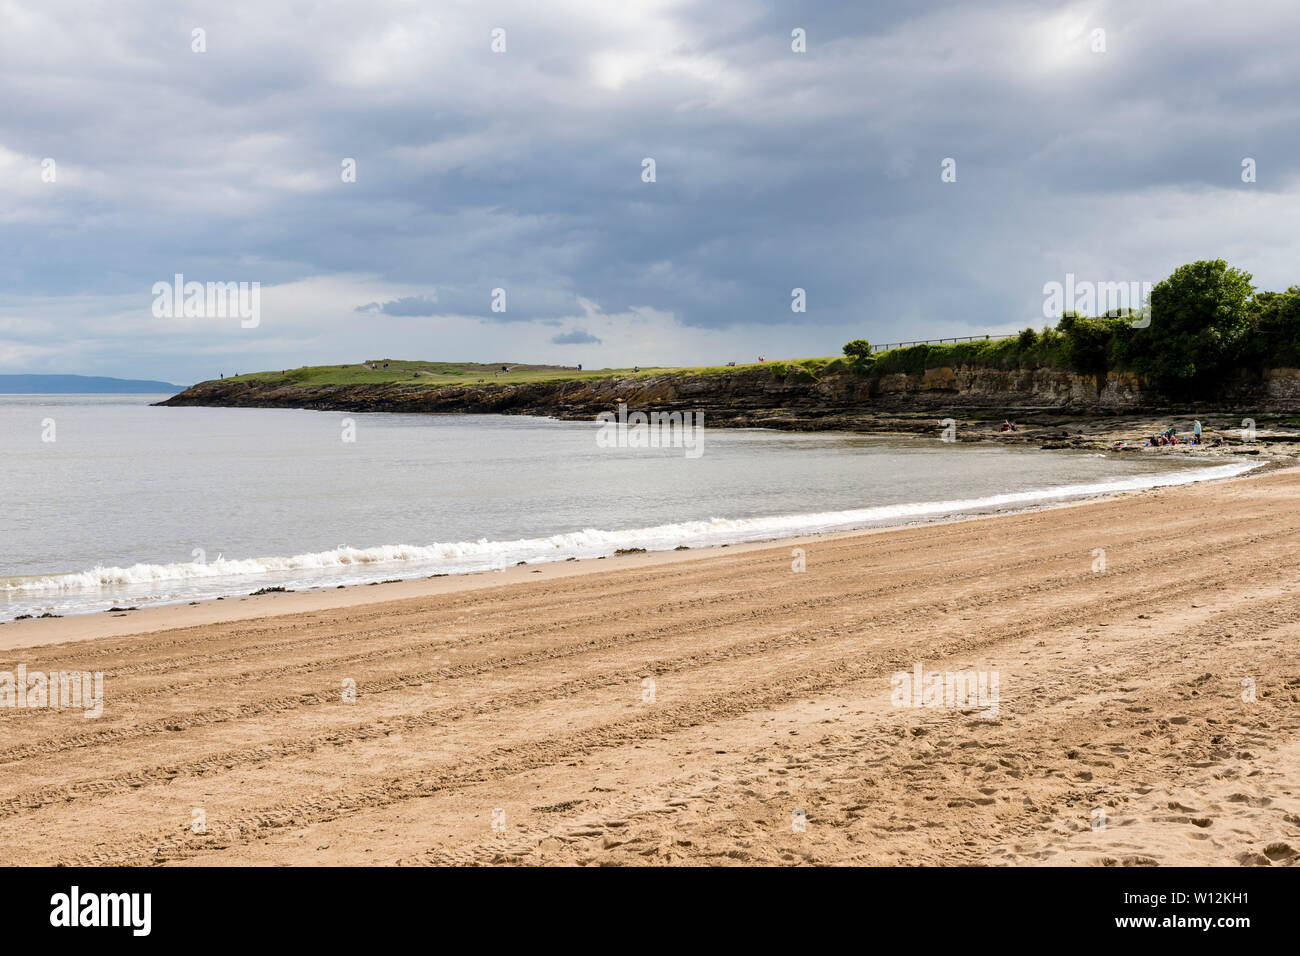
xmin=1 ymin=0 xmax=1298 ymax=385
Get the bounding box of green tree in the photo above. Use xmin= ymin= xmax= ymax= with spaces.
xmin=1135 ymin=259 xmax=1255 ymax=391
xmin=1246 ymin=286 xmax=1300 ymax=366
xmin=842 ymin=338 xmax=874 ymax=366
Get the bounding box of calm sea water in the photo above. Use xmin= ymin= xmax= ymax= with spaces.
xmin=0 ymin=395 xmax=1245 ymax=618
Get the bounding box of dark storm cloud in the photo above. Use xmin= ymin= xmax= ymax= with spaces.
xmin=1 ymin=0 xmax=1298 ymax=380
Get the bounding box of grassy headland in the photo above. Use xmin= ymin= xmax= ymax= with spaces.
xmin=211 ymin=257 xmax=1300 ymax=396
xmin=161 ymin=260 xmax=1300 ymax=455
xmin=227 ymin=357 xmax=841 ymax=388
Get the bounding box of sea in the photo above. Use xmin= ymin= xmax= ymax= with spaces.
xmin=0 ymin=395 xmax=1253 ymax=618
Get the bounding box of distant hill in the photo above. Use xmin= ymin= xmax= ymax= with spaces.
xmin=0 ymin=374 xmax=185 ymax=394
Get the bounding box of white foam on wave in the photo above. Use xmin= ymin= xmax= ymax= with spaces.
xmin=1 ymin=459 xmax=1258 ymax=597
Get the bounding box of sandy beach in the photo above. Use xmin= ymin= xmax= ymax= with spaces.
xmin=2 ymin=465 xmax=1298 ymax=867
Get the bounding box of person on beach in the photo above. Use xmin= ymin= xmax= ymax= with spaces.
xmin=1194 ymin=420 xmax=1202 ymax=443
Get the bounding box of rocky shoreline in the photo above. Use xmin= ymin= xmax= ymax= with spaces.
xmin=157 ymin=365 xmax=1300 ymax=460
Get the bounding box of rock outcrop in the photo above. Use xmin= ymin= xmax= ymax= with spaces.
xmin=156 ymin=364 xmax=1300 ymax=429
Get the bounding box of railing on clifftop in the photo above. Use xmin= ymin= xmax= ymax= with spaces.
xmin=870 ymin=334 xmax=1015 ymax=353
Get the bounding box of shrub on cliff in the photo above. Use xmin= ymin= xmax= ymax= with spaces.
xmin=1056 ymin=313 xmax=1132 ymax=377
xmin=842 ymin=339 xmax=875 ymax=370
xmin=871 ymin=344 xmax=931 ymax=376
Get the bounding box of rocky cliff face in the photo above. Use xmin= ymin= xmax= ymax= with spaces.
xmin=157 ymin=365 xmax=1300 ymax=428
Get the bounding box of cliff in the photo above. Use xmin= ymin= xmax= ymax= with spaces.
xmin=156 ymin=364 xmax=1300 ymax=430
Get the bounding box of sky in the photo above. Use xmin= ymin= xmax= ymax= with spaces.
xmin=1 ymin=0 xmax=1298 ymax=385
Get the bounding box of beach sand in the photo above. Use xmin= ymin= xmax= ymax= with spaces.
xmin=1 ymin=466 xmax=1298 ymax=866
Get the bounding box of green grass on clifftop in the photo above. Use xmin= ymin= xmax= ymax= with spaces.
xmin=219 ymin=357 xmax=843 ymax=388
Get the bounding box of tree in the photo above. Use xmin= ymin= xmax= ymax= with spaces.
xmin=842 ymin=338 xmax=874 ymax=366
xmin=1133 ymin=260 xmax=1254 ymax=392
xmin=1246 ymin=286 xmax=1300 ymax=366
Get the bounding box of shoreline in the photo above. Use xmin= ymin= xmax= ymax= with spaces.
xmin=159 ymin=399 xmax=1300 ymax=457
xmin=3 ymin=465 xmax=1298 ymax=865
xmin=2 ymin=456 xmax=1286 ymax=651
xmin=1 ymin=428 xmax=1278 ymax=629
xmin=7 ymin=396 xmax=1293 ymax=630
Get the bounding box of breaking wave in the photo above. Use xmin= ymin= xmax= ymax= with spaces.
xmin=2 ymin=459 xmax=1257 ymax=603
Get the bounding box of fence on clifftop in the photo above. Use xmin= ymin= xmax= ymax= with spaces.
xmin=870 ymin=334 xmax=1016 ymax=353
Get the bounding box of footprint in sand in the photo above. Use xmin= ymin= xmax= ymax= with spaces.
xmin=1262 ymin=842 xmax=1297 ymax=863
xmin=1226 ymin=793 xmax=1272 ymax=807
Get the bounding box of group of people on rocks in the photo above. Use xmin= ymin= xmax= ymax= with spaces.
xmin=1146 ymin=420 xmax=1210 ymax=447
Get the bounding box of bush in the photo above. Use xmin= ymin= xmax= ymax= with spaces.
xmin=842 ymin=339 xmax=872 ymax=361
xmin=1057 ymin=313 xmax=1128 ymax=376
